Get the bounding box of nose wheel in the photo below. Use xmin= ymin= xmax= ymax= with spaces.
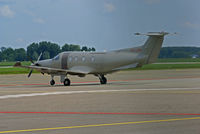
xmin=63 ymin=78 xmax=71 ymax=86
xmin=50 ymin=78 xmax=71 ymax=86
xmin=50 ymin=79 xmax=55 ymax=86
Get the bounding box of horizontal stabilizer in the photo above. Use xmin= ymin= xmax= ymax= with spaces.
xmin=135 ymin=32 xmax=177 ymax=36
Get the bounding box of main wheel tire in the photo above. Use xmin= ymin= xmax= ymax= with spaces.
xmin=64 ymin=78 xmax=71 ymax=86
xmin=100 ymin=76 xmax=107 ymax=84
xmin=50 ymin=79 xmax=55 ymax=86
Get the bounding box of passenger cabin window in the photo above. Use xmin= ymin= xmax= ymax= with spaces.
xmin=91 ymin=57 xmax=95 ymax=62
xmin=82 ymin=57 xmax=85 ymax=62
xmin=69 ymin=57 xmax=72 ymax=62
xmin=74 ymin=57 xmax=78 ymax=61
xmin=53 ymin=55 xmax=59 ymax=60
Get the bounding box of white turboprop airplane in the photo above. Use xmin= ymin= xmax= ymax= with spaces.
xmin=14 ymin=32 xmax=171 ymax=86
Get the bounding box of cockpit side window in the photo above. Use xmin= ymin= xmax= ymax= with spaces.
xmin=53 ymin=55 xmax=60 ymax=60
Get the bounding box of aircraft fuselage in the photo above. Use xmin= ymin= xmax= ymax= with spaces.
xmin=38 ymin=50 xmax=145 ymax=75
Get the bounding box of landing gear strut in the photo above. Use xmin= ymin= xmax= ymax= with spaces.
xmin=98 ymin=75 xmax=107 ymax=84
xmin=63 ymin=78 xmax=71 ymax=86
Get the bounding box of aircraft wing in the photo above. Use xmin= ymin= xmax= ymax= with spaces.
xmin=14 ymin=62 xmax=89 ymax=75
xmin=112 ymin=63 xmax=139 ymax=71
xmin=102 ymin=63 xmax=139 ymax=74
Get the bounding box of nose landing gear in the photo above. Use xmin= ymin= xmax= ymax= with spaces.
xmin=50 ymin=79 xmax=55 ymax=86
xmin=50 ymin=78 xmax=71 ymax=86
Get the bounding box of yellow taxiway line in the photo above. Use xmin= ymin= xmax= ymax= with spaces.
xmin=0 ymin=117 xmax=200 ymax=133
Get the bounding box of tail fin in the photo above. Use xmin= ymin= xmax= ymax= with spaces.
xmin=136 ymin=32 xmax=169 ymax=64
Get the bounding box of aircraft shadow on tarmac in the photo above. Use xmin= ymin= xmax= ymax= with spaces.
xmin=18 ymin=81 xmax=151 ymax=88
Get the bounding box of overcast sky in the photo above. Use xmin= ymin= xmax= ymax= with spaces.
xmin=0 ymin=0 xmax=199 ymax=51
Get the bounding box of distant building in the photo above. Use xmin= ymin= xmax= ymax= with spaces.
xmin=191 ymin=54 xmax=199 ymax=58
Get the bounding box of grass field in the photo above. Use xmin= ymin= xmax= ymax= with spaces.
xmin=129 ymin=64 xmax=200 ymax=70
xmin=1 ymin=59 xmax=200 ymax=74
xmin=0 ymin=61 xmax=35 ymax=74
xmin=1 ymin=64 xmax=200 ymax=74
xmin=0 ymin=68 xmax=38 ymax=74
xmin=0 ymin=61 xmax=31 ymax=66
xmin=156 ymin=58 xmax=200 ymax=63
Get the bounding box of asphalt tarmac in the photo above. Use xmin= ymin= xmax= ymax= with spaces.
xmin=0 ymin=69 xmax=200 ymax=134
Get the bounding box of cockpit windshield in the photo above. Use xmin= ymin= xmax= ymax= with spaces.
xmin=53 ymin=54 xmax=60 ymax=60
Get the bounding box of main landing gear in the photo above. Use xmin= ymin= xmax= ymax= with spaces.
xmin=98 ymin=75 xmax=107 ymax=84
xmin=63 ymin=78 xmax=70 ymax=86
xmin=50 ymin=75 xmax=55 ymax=86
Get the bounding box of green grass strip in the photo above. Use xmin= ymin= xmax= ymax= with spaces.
xmin=0 ymin=68 xmax=39 ymax=74
xmin=156 ymin=58 xmax=200 ymax=63
xmin=1 ymin=62 xmax=200 ymax=74
xmin=0 ymin=61 xmax=31 ymax=66
xmin=129 ymin=64 xmax=200 ymax=70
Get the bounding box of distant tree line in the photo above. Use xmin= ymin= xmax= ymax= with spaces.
xmin=1 ymin=45 xmax=199 ymax=62
xmin=159 ymin=47 xmax=200 ymax=58
xmin=0 ymin=41 xmax=96 ymax=61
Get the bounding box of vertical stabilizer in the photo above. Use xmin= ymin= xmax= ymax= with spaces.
xmin=136 ymin=32 xmax=169 ymax=64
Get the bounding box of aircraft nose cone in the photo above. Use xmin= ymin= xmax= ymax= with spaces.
xmin=36 ymin=59 xmax=52 ymax=67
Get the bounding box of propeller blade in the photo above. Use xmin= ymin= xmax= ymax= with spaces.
xmin=28 ymin=69 xmax=33 ymax=78
xmin=27 ymin=56 xmax=34 ymax=64
xmin=37 ymin=52 xmax=42 ymax=62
